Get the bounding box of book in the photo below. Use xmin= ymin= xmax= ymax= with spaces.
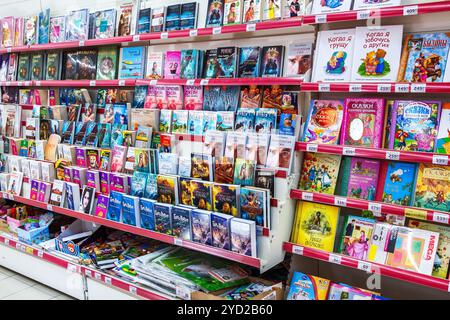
xmin=204 ymin=86 xmax=240 ymax=112
xmin=230 ymin=218 xmax=257 ymax=257
xmin=96 ymin=46 xmax=118 ymax=80
xmin=284 ymin=42 xmax=312 ymax=79
xmin=351 ymin=25 xmax=403 ymax=82
xmin=24 ymin=16 xmax=38 ymax=45
xmin=310 ymin=0 xmax=352 ymax=14
xmin=353 ymin=0 xmax=400 ymax=10
xmin=191 ymin=180 xmax=213 ymax=210
xmin=158 ymin=152 xmax=178 ymax=175
xmin=119 ymin=46 xmax=146 ymax=79
xmin=17 ymin=53 xmax=31 ymax=81
xmin=378 ymin=161 xmax=417 ymax=206
xmin=260 ymin=45 xmax=284 ymax=77
xmin=64 ymin=181 xmax=81 ymax=211
xmin=255 ymin=168 xmax=275 ymax=197
xmin=339 ymin=215 xmax=375 ymax=260
xmin=206 ymin=0 xmax=224 ymax=27
xmin=191 ymin=209 xmax=212 ymax=245
xmin=164 ymin=51 xmax=181 ymax=79
xmin=45 ymin=52 xmax=61 ymax=80
xmin=136 ymin=2 xmax=151 ymax=34
xmin=240 ymin=85 xmax=262 ymax=109
xmin=243 ymin=0 xmax=262 ymax=23
xmin=261 ymin=85 xmax=283 ymax=112
xmin=151 ymin=7 xmax=165 ymax=32
xmin=157 ymin=174 xmax=179 ymax=205
xmin=30 ymin=180 xmax=40 ymax=201
xmin=38 ymin=181 xmax=52 ymax=203
xmin=38 ymin=9 xmax=50 ymax=44
xmin=233 ymin=158 xmax=256 ymax=186
xmin=287 ymin=272 xmax=330 ymax=300
xmin=111 ymin=145 xmax=127 ymax=173
xmin=235 ymin=108 xmax=256 ymax=132
xmin=146 ymin=52 xmax=164 ymax=79
xmin=165 ymin=85 xmax=183 ymax=110
xmin=254 ymin=108 xmax=277 ymax=134
xmin=204 ymin=130 xmax=225 ymax=156
xmin=202 ymin=49 xmax=219 ymax=79
xmin=180 ymin=49 xmax=200 ymax=79
xmin=183 ymin=86 xmax=203 ymax=110
xmin=217 ymin=47 xmax=237 ymax=78
xmin=347 ymin=158 xmax=380 ymax=201
xmin=180 ymin=2 xmax=198 ymax=30
xmin=293 ymin=201 xmax=339 ymax=252
xmin=159 ymin=109 xmax=172 ymax=132
xmin=211 ymin=212 xmax=233 ymax=249
xmin=131 ymin=171 xmax=148 ymax=197
xmin=266 ymin=134 xmax=295 ymax=171
xmin=49 ymin=16 xmax=66 ymax=43
xmin=299 ymin=153 xmax=342 ymax=195
xmin=86 ymin=170 xmax=100 ymax=190
xmin=340 ymin=98 xmax=385 ymax=148
xmin=107 ymin=190 xmax=123 ymax=222
xmin=436 ymin=103 xmax=450 ymax=154
xmin=245 ymin=132 xmax=269 ymax=166
xmin=414 ymin=163 xmax=450 ymax=212
xmin=65 ymin=9 xmax=89 ymax=41
xmin=117 ymin=3 xmax=134 ymax=36
xmin=94 ymin=9 xmax=116 ymax=39
xmin=191 ymin=153 xmax=213 ymax=181
xmin=86 ymin=149 xmax=100 ymax=170
xmin=75 ymin=50 xmax=98 ymax=80
xmin=278 ymin=113 xmax=299 ymax=136
xmin=170 ymin=206 xmax=191 ymax=240
xmin=122 ymin=195 xmax=140 ymax=226
xmin=178 ymin=156 xmax=192 ymax=178
xmin=389 ymin=100 xmax=441 ymax=152
xmin=214 ymin=156 xmax=235 ymax=184
xmin=49 ymin=180 xmax=65 ymax=206
xmin=213 ymin=183 xmax=239 ymax=216
xmin=79 ymin=186 xmax=96 ymax=214
xmin=240 ymin=187 xmax=267 ymax=226
xmin=165 ymin=4 xmax=181 ymax=31
xmin=30 ymin=52 xmax=45 ymax=80
xmin=1 ymin=17 xmax=15 ymax=47
xmin=139 ymin=198 xmax=156 ymax=230
xmin=14 ymin=17 xmax=25 ymax=46
xmin=145 ymin=173 xmax=158 ymax=199
xmin=224 ymin=0 xmax=242 ymax=25
xmin=263 ymin=0 xmax=281 ymax=20
xmin=6 ymin=53 xmax=18 ymax=81
xmin=154 ymin=203 xmax=173 ymax=235
xmin=302 ymin=100 xmax=344 ymax=145
xmin=312 ymin=29 xmax=355 ymax=82
xmin=94 ymin=194 xmax=109 ymax=218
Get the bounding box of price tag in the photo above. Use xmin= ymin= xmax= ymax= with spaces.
xmin=129 ymin=286 xmax=138 ymax=295
xmin=328 ymin=254 xmax=342 ymax=265
xmin=35 ymin=81 xmax=41 ymax=86
xmin=349 ymin=84 xmax=362 ymax=92
xmin=334 ymin=197 xmax=347 ymax=207
xmin=186 ymin=79 xmax=195 ymax=86
xmin=79 ymin=40 xmax=85 ymax=47
xmin=25 ymin=247 xmax=34 ymax=254
xmin=118 ymin=80 xmax=126 ymax=86
xmin=292 ymin=245 xmax=304 ymax=255
xmin=433 ymin=212 xmax=449 ymax=225
xmin=67 ymin=264 xmax=77 ymax=273
xmin=8 ymin=194 xmax=14 ymax=200
xmin=246 ymin=23 xmax=256 ymax=32
xmin=160 ymin=32 xmax=169 ymax=39
xmin=315 ymin=14 xmax=327 ymax=24
xmin=5 ymin=81 xmax=11 ymax=86
xmin=411 ymin=83 xmax=426 ymax=93
xmin=89 ymin=80 xmax=96 ymax=87
xmin=200 ymin=79 xmax=209 ymax=86
xmin=357 ymin=10 xmax=371 ymax=20
xmin=176 ymin=286 xmax=191 ymax=300
xmin=368 ymin=202 xmax=382 ymax=215
xmin=6 ymin=47 xmax=11 ymax=53
xmin=24 ymin=81 xmax=31 ymax=86
xmin=46 ymin=204 xmax=53 ymax=211
xmin=189 ymin=29 xmax=198 ymax=37
xmin=395 ymin=83 xmax=409 ymax=93
xmin=342 ymin=147 xmax=356 ymax=156
xmin=132 ymin=35 xmax=140 ymax=42
xmin=122 ymin=42 xmax=129 ymax=46
xmin=306 ymin=143 xmax=318 ymax=152
xmin=17 ymin=81 xmax=23 ymax=86
xmin=385 ymin=151 xmax=400 ymax=161
xmin=149 ymin=79 xmax=158 ymax=86
xmin=104 ymin=277 xmax=112 ymax=285
xmin=4 ymin=238 xmax=9 ymax=245
xmin=405 ymin=208 xmax=427 ymax=220
xmin=301 ymin=192 xmax=314 ymax=202
xmin=318 ymin=83 xmax=330 ymax=92
xmin=37 ymin=250 xmax=43 ymax=258
xmin=403 ymin=5 xmax=418 ymax=16
xmin=377 ymin=84 xmax=391 ymax=93
xmin=357 ymin=261 xmax=372 ymax=273
xmin=174 ymin=238 xmax=183 ymax=246
xmin=84 ymin=269 xmax=92 ymax=278
xmin=433 ymin=155 xmax=449 ymax=166
xmin=212 ymin=27 xmax=222 ymax=35
xmin=94 ymin=273 xmax=102 ymax=280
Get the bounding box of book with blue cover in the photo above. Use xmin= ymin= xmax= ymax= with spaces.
xmin=144 ymin=173 xmax=158 ymax=199
xmin=206 ymin=0 xmax=224 ymax=27
xmin=136 ymin=3 xmax=151 ymax=34
xmin=217 ymin=47 xmax=237 ymax=78
xmin=216 ymin=111 xmax=234 ymax=131
xmin=255 ymin=108 xmax=277 ymax=134
xmin=188 ymin=111 xmax=204 ymax=135
xmin=38 ymin=9 xmax=51 ymax=44
xmin=107 ymin=190 xmax=123 ymax=222
xmin=154 ymin=202 xmax=173 ymax=235
xmin=171 ymin=206 xmax=192 ymax=240
xmin=378 ymin=161 xmax=417 ymax=206
xmin=131 ymin=171 xmax=148 ymax=197
xmin=139 ymin=198 xmax=156 ymax=230
xmin=279 ymin=113 xmax=298 ymax=136
xmin=119 ymin=46 xmax=146 ymax=79
xmin=235 ymin=108 xmax=256 ymax=132
xmin=203 ymin=86 xmax=239 ymax=111
xmin=211 ymin=212 xmax=232 ymax=250
xmin=171 ymin=110 xmax=189 ymax=133
xmin=180 ymin=49 xmax=200 ymax=79
xmin=165 ymin=4 xmax=181 ymax=31
xmin=238 ymin=46 xmax=261 ymax=78
xmin=113 ymin=103 xmax=129 ymax=128
xmin=159 ymin=109 xmax=173 ymax=133
xmin=240 ymin=187 xmax=266 ymax=227
xmin=122 ymin=195 xmax=140 ymax=226
xmin=180 ymin=2 xmax=198 ymax=30
xmin=133 ymin=85 xmax=147 ymax=108
xmin=191 ymin=209 xmax=212 ymax=245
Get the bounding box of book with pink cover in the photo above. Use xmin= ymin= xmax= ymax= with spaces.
xmin=347 ymin=157 xmax=380 ymax=201
xmin=164 ymin=51 xmax=181 ymax=79
xmin=30 ymin=179 xmax=40 ymax=200
xmin=183 ymin=86 xmax=203 ymax=110
xmin=75 ymin=147 xmax=87 ymax=167
xmin=340 ymin=98 xmax=385 ymax=148
xmin=94 ymin=194 xmax=109 ymax=218
xmin=165 ymin=85 xmax=183 ymax=110
xmin=111 ymin=145 xmax=127 ymax=173
xmin=2 ymin=17 xmax=15 ymax=47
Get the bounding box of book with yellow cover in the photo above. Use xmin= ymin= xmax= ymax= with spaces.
xmin=414 ymin=163 xmax=450 ymax=212
xmin=294 ymin=201 xmax=339 ymax=252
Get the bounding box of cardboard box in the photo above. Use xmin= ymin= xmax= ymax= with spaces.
xmin=54 ymin=219 xmax=100 ymax=257
xmin=17 ymin=219 xmax=52 ymax=245
xmin=6 ymin=216 xmax=27 ymax=235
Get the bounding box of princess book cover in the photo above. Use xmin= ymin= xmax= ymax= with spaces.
xmin=339 ymin=215 xmax=375 ymax=260
xmin=378 ymin=161 xmax=417 ymax=206
xmin=299 ymin=152 xmax=341 ymax=195
xmin=414 ymin=163 xmax=450 ymax=212
xmin=302 ymin=99 xmax=344 ymax=145
xmin=347 ymin=158 xmax=380 ymax=201
xmin=340 ymin=98 xmax=385 ymax=148
xmin=389 ymin=100 xmax=441 ymax=152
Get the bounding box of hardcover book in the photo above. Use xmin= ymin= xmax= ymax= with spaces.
xmin=136 ymin=3 xmax=151 ymax=34
xmin=299 ymin=152 xmax=342 ymax=195
xmin=158 ymin=152 xmax=178 ymax=175
xmin=146 ymin=52 xmax=164 ymax=79
xmin=14 ymin=17 xmax=25 ymax=46
xmin=206 ymin=0 xmax=224 ymax=27
xmin=287 ymin=272 xmax=330 ymax=300
xmin=414 ymin=163 xmax=450 ymax=212
xmin=339 ymin=215 xmax=375 ymax=260
xmin=260 ymin=46 xmax=284 ymax=77
xmin=255 ymin=168 xmax=275 ymax=197
xmin=49 ymin=179 xmax=65 ymax=206
xmin=45 ymin=52 xmax=61 ymax=80
xmin=145 ymin=173 xmax=158 ymax=199
xmin=284 ymin=42 xmax=312 ymax=79
xmin=24 ymin=16 xmax=38 ymax=45
xmin=233 ymin=158 xmax=256 ymax=186
xmin=211 ymin=212 xmax=232 ymax=249
xmin=65 ymin=9 xmax=89 ymax=41
xmin=154 ymin=202 xmax=173 ymax=235
xmin=190 ymin=180 xmax=213 ymax=211
xmin=38 ymin=9 xmax=50 ymax=44
xmin=171 ymin=206 xmax=192 ymax=240
xmin=347 ymin=157 xmax=380 ymax=201
xmin=107 ymin=190 xmax=123 ymax=222
xmin=119 ymin=46 xmax=146 ymax=79
xmin=240 ymin=85 xmax=262 ymax=109
xmin=191 ymin=209 xmax=212 ymax=245
xmin=180 ymin=2 xmax=198 ymax=30
xmin=96 ymin=46 xmax=118 ymax=80
xmin=278 ymin=113 xmax=299 ymax=136
xmin=213 ymin=183 xmax=239 ymax=216
xmin=378 ymin=161 xmax=417 ymax=206
xmin=117 ymin=3 xmax=133 ymax=36
xmin=151 ymin=7 xmax=165 ymax=32
xmin=436 ymin=103 xmax=450 ymax=154
xmin=202 ymin=49 xmax=219 ymax=79
xmin=140 ymin=198 xmax=156 ymax=230
xmin=230 ymin=218 xmax=257 ymax=257
xmin=49 ymin=16 xmax=66 ymax=43
xmin=93 ymin=9 xmax=116 ymax=39
xmin=165 ymin=4 xmax=181 ymax=31
xmin=165 ymin=85 xmax=183 ymax=110
xmin=203 ymin=86 xmax=239 ymax=112
xmin=240 ymin=187 xmax=266 ymax=226
xmin=164 ymin=51 xmax=181 ymax=79
xmin=157 ymin=174 xmax=179 ymax=205
xmin=184 ymin=86 xmax=203 ymax=110
xmin=261 ymin=85 xmax=283 ymax=113
xmin=2 ymin=17 xmax=15 ymax=47
xmin=17 ymin=54 xmax=31 ymax=81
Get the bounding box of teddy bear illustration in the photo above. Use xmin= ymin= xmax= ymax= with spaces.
xmin=363 ymin=51 xmax=378 ymax=75
xmin=375 ymin=49 xmax=386 ymax=74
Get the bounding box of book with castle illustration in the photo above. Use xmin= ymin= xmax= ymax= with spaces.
xmin=350 ymin=25 xmax=403 ymax=82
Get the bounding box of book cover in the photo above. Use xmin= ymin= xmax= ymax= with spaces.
xmin=216 ymin=111 xmax=235 ymax=131
xmin=204 ymin=130 xmax=225 ymax=156
xmin=135 ymin=148 xmax=150 ymax=173
xmin=299 ymin=152 xmax=342 ymax=195
xmin=180 ymin=2 xmax=198 ymax=30
xmin=107 ymin=190 xmax=123 ymax=222
xmin=86 ymin=148 xmax=100 ymax=170
xmin=49 ymin=16 xmax=66 ymax=43
xmin=260 ymin=45 xmax=284 ymax=77
xmin=233 ymin=158 xmax=256 ymax=186
xmin=1 ymin=17 xmax=15 ymax=47
xmin=164 ymin=51 xmax=181 ymax=79
xmin=146 ymin=51 xmax=164 ymax=79
xmin=165 ymin=85 xmax=183 ymax=110
xmin=191 ymin=180 xmax=213 ymax=211
xmin=119 ymin=46 xmax=146 ymax=79
xmin=240 ymin=85 xmax=262 ymax=109
xmin=79 ymin=185 xmax=96 ymax=214
xmin=157 ymin=174 xmax=178 ymax=205
xmin=310 ymin=0 xmax=352 ymax=14
xmin=217 ymin=46 xmax=237 ymax=78
xmin=340 ymin=98 xmax=385 ymax=148
xmin=206 ymin=0 xmax=224 ymax=27
xmin=117 ymin=3 xmax=133 ymax=36
xmin=159 ymin=109 xmax=172 ymax=132
xmin=136 ymin=5 xmax=151 ymax=34
xmin=131 ymin=171 xmax=148 ymax=197
xmin=6 ymin=53 xmax=18 ymax=82
xmin=178 ymin=156 xmax=192 ymax=178
xmin=30 ymin=179 xmax=40 ymax=201
xmin=255 ymin=108 xmax=277 ymax=134
xmin=158 ymin=152 xmax=178 ymax=175
xmin=261 ymin=85 xmax=283 ymax=113
xmin=302 ymin=100 xmax=344 ymax=145
xmin=243 ymin=0 xmax=262 ymax=23
xmin=165 ymin=4 xmax=181 ymax=31
xmin=339 ymin=215 xmax=375 ymax=260
xmin=180 ymin=49 xmax=199 ymax=79
xmin=191 ymin=209 xmax=212 ymax=245
xmin=172 ymin=206 xmax=192 ymax=240
xmin=225 ymin=131 xmax=246 ymax=159
xmin=436 ymin=103 xmax=450 ymax=154
xmin=191 ymin=153 xmax=213 ymax=181
xmin=122 ymin=195 xmax=140 ymax=226
xmin=263 ymin=0 xmax=281 ymax=20
xmin=96 ymin=46 xmax=118 ymax=80
xmin=278 ymin=113 xmax=298 ymax=136
xmin=414 ymin=163 xmax=450 ymax=212
xmin=235 ymin=108 xmax=256 ymax=132
xmin=213 ymin=183 xmax=239 ymax=216
xmin=287 ymin=272 xmax=330 ymax=300
xmin=211 ymin=212 xmax=232 ymax=249
xmin=351 ymin=25 xmax=403 ymax=82
xmin=154 ymin=202 xmax=173 ymax=235
xmin=151 ymin=7 xmax=165 ymax=32
xmin=14 ymin=17 xmax=25 ymax=46
xmin=94 ymin=194 xmax=109 ymax=218
xmin=230 ymin=218 xmax=256 ymax=257
xmin=94 ymin=9 xmax=116 ymax=39
xmin=255 ymin=168 xmax=275 ymax=197
xmin=45 ymin=52 xmax=61 ymax=81
xmin=74 ymin=50 xmax=97 ymax=80
xmin=30 ymin=52 xmax=44 ymax=81
xmin=284 ymin=42 xmax=312 ymax=79
xmin=179 ymin=177 xmax=194 ymax=206
xmin=240 ymin=187 xmax=267 ymax=226
xmin=224 ymin=0 xmax=242 ymax=25
xmin=379 ymin=161 xmax=417 ymax=206
xmin=139 ymin=198 xmax=156 ymax=230
xmin=37 ymin=181 xmax=51 ymax=203
xmin=38 ymin=9 xmax=50 ymax=44
xmin=111 ymin=145 xmax=127 ymax=173
xmin=202 ymin=49 xmax=218 ymax=79
xmin=86 ymin=170 xmax=100 ymax=190
xmin=144 ymin=173 xmax=158 ymax=199
xmin=353 ymin=0 xmax=400 ymax=10
xmin=389 ymin=100 xmax=441 ymax=152
xmin=49 ymin=179 xmax=65 ymax=206
xmin=17 ymin=54 xmax=31 ymax=81
xmin=214 ymin=156 xmax=235 ymax=184
xmin=75 ymin=147 xmax=87 ymax=167
xmin=24 ymin=16 xmax=38 ymax=45
xmin=266 ymin=134 xmax=295 ymax=171
xmin=347 ymin=157 xmax=380 ymax=201
xmin=65 ymin=9 xmax=89 ymax=41
xmin=184 ymin=86 xmax=203 ymax=110
xmin=64 ymin=181 xmax=81 ymax=211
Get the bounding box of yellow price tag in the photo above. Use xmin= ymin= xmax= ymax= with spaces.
xmin=25 ymin=247 xmax=34 ymax=255
xmin=405 ymin=208 xmax=428 ymax=221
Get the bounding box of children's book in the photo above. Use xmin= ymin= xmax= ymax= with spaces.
xmin=278 ymin=113 xmax=299 ymax=136
xmin=240 ymin=187 xmax=267 ymax=226
xmin=436 ymin=103 xmax=450 ymax=154
xmin=38 ymin=9 xmax=50 ymax=44
xmin=347 ymin=158 xmax=380 ymax=201
xmin=287 ymin=272 xmax=330 ymax=300
xmin=367 ymin=222 xmax=392 ymax=265
xmin=238 ymin=47 xmax=260 ymax=78
xmin=96 ymin=46 xmax=118 ymax=80
xmin=340 ymin=98 xmax=385 ymax=148
xmin=414 ymin=163 xmax=450 ymax=212
xmin=213 ymin=183 xmax=239 ymax=217
xmin=95 ymin=194 xmax=109 ymax=218
xmin=299 ymin=153 xmax=341 ymax=195
xmin=171 ymin=110 xmax=189 ymax=133
xmin=190 ymin=180 xmax=213 ymax=211
xmin=119 ymin=46 xmax=146 ymax=79
xmin=191 ymin=209 xmax=212 ymax=245
xmin=146 ymin=52 xmax=164 ymax=79
xmin=339 ymin=215 xmax=375 ymax=260
xmin=233 ymin=158 xmax=256 ymax=186
xmin=310 ymin=0 xmax=352 ymax=14
xmin=211 ymin=212 xmax=232 ymax=250
xmin=397 ymin=32 xmax=450 ymax=83
xmin=230 ymin=218 xmax=257 ymax=257
xmin=184 ymin=86 xmax=203 ymax=110
xmin=240 ymin=85 xmax=262 ymax=109
xmin=312 ymin=29 xmax=355 ymax=82
xmin=159 ymin=109 xmax=172 ymax=133
xmin=243 ymin=0 xmax=262 ymax=23
xmin=351 ymin=25 xmax=403 ymax=82
xmin=260 ymin=46 xmax=284 ymax=78
xmin=389 ymin=100 xmax=441 ymax=152
xmin=353 ymin=0 xmax=400 ymax=10
xmin=49 ymin=16 xmax=66 ymax=43
xmin=65 ymin=9 xmax=89 ymax=41
xmin=172 ymin=206 xmax=192 ymax=240
xmin=24 ymin=16 xmax=38 ymax=45
xmin=164 ymin=51 xmax=181 ymax=79
xmin=377 ymin=161 xmax=417 ymax=206
xmin=206 ymin=0 xmax=224 ymax=27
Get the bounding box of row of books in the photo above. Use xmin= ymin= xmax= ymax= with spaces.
xmin=302 ymin=99 xmax=450 ymax=155
xmin=299 ymin=152 xmax=450 ymax=213
xmin=292 ymin=201 xmax=450 ymax=279
xmin=313 ymin=27 xmax=450 ymax=83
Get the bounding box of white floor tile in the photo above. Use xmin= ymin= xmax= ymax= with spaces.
xmin=0 ymin=266 xmax=15 ymax=276
xmin=2 ymin=286 xmax=54 ymax=300
xmin=0 ymin=272 xmax=9 ymax=281
xmin=33 ymin=284 xmax=61 ymax=298
xmin=12 ymin=273 xmax=38 ymax=286
xmin=0 ymin=277 xmax=31 ymax=298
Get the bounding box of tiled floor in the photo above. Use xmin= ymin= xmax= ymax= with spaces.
xmin=0 ymin=266 xmax=75 ymax=300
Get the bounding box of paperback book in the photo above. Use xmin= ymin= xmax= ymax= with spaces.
xmin=212 ymin=183 xmax=239 ymax=216
xmin=230 ymin=218 xmax=256 ymax=257
xmin=191 ymin=209 xmax=212 ymax=246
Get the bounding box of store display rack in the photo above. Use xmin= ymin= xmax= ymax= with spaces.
xmin=283 ymin=242 xmax=450 ymax=293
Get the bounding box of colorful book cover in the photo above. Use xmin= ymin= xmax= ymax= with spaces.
xmin=64 ymin=181 xmax=80 ymax=211
xmin=299 ymin=152 xmax=342 ymax=195
xmin=151 ymin=7 xmax=165 ymax=33
xmin=65 ymin=9 xmax=89 ymax=41
xmin=140 ymin=198 xmax=156 ymax=230
xmin=279 ymin=113 xmax=298 ymax=136
xmin=79 ymin=185 xmax=96 ymax=214
xmin=287 ymin=272 xmax=330 ymax=300
xmin=414 ymin=163 xmax=450 ymax=212
xmin=119 ymin=46 xmax=146 ymax=79
xmin=49 ymin=179 xmax=65 ymax=206
xmin=96 ymin=46 xmax=118 ymax=80
xmin=154 ymin=203 xmax=173 ymax=235
xmin=212 ymin=183 xmax=239 ymax=217
xmin=224 ymin=0 xmax=242 ymax=25
xmin=238 ymin=47 xmax=260 ymax=78
xmin=261 ymin=85 xmax=283 ymax=114
xmin=240 ymin=187 xmax=266 ymax=226
xmin=49 ymin=16 xmax=66 ymax=43
xmin=93 ymin=9 xmax=116 ymax=39
xmin=144 ymin=173 xmax=158 ymax=199
xmin=260 ymin=46 xmax=284 ymax=77
xmin=310 ymin=0 xmax=352 ymax=14
xmin=180 ymin=49 xmax=199 ymax=79
xmin=180 ymin=2 xmax=198 ymax=30
xmin=230 ymin=218 xmax=256 ymax=257
xmin=206 ymin=0 xmax=224 ymax=27
xmin=184 ymin=86 xmax=203 ymax=110
xmin=263 ymin=0 xmax=281 ymax=20
xmin=122 ymin=195 xmax=140 ymax=226
xmin=30 ymin=179 xmax=40 ymax=201
xmin=94 ymin=194 xmax=109 ymax=218
xmin=17 ymin=54 xmax=31 ymax=81
xmin=243 ymin=0 xmax=262 ymax=23
xmin=165 ymin=4 xmax=181 ymax=31
xmin=254 ymin=108 xmax=277 ymax=134
xmin=99 ymin=171 xmax=110 ymax=195
xmin=75 ymin=147 xmax=87 ymax=167
xmin=164 ymin=51 xmax=181 ymax=79
xmin=137 ymin=5 xmax=151 ymax=34
xmin=255 ymin=168 xmax=275 ymax=197
xmin=157 ymin=174 xmax=178 ymax=205
xmin=214 ymin=156 xmax=235 ymax=184
xmin=301 ymin=100 xmax=344 ymax=145
xmin=211 ymin=212 xmax=232 ymax=250
xmin=24 ymin=16 xmax=38 ymax=45
xmin=38 ymin=9 xmax=50 ymax=44
xmin=159 ymin=109 xmax=172 ymax=133
xmin=347 ymin=158 xmax=380 ymax=201
xmin=171 ymin=206 xmax=192 ymax=240
xmin=379 ymin=161 xmax=417 ymax=206
xmin=14 ymin=17 xmax=25 ymax=46
xmin=134 ymin=148 xmax=150 ymax=173
xmin=233 ymin=158 xmax=256 ymax=186
xmin=131 ymin=171 xmax=148 ymax=198
xmin=202 ymin=49 xmax=218 ymax=79
xmin=117 ymin=3 xmax=133 ymax=36
xmin=436 ymin=103 xmax=450 ymax=154
xmin=188 ymin=111 xmax=204 ymax=135
xmin=158 ymin=152 xmax=178 ymax=175
xmin=107 ymin=190 xmax=123 ymax=222
xmin=190 ymin=180 xmax=213 ymax=211
xmin=45 ymin=52 xmax=61 ymax=81
xmin=240 ymin=85 xmax=262 ymax=109
xmin=353 ymin=0 xmax=400 ymax=10
xmin=146 ymin=52 xmax=164 ymax=79
xmin=191 ymin=209 xmax=212 ymax=245
xmin=340 ymin=98 xmax=385 ymax=148
xmin=1 ymin=17 xmax=14 ymax=48
xmin=389 ymin=100 xmax=441 ymax=152
xmin=217 ymin=47 xmax=237 ymax=78
xmin=86 ymin=149 xmax=100 ymax=170
xmin=284 ymin=42 xmax=312 ymax=79
xmin=397 ymin=32 xmax=450 ymax=83
xmin=235 ymin=108 xmax=256 ymax=132
xmin=165 ymin=85 xmax=183 ymax=110
xmin=339 ymin=215 xmax=375 ymax=260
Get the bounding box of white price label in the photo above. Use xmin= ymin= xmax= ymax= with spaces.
xmin=85 ymin=269 xmax=92 ymax=278
xmin=174 ymin=238 xmax=183 ymax=246
xmin=342 ymin=147 xmax=356 ymax=156
xmin=132 ymin=35 xmax=140 ymax=42
xmin=89 ymin=80 xmax=96 ymax=87
xmin=357 ymin=261 xmax=372 ymax=273
xmin=6 ymin=48 xmax=11 ymax=53
xmin=94 ymin=273 xmax=102 ymax=280
xmin=433 ymin=155 xmax=449 ymax=166
xmin=328 ymin=254 xmax=342 ymax=265
xmin=334 ymin=197 xmax=347 ymax=207
xmin=301 ymin=192 xmax=314 ymax=201
xmin=385 ymin=151 xmax=400 ymax=161
xmin=122 ymin=42 xmax=129 ymax=46
xmin=4 ymin=238 xmax=9 ymax=245
xmin=8 ymin=194 xmax=14 ymax=200
xmin=357 ymin=10 xmax=371 ymax=20
xmin=246 ymin=23 xmax=256 ymax=32
xmin=17 ymin=81 xmax=23 ymax=86
xmin=15 ymin=243 xmax=21 ymax=250
xmin=368 ymin=202 xmax=382 ymax=214
xmin=189 ymin=29 xmax=198 ymax=37
xmin=433 ymin=212 xmax=449 ymax=225
xmin=411 ymin=83 xmax=426 ymax=93
xmin=129 ymin=286 xmax=138 ymax=295
xmin=306 ymin=143 xmax=318 ymax=152
xmin=186 ymin=79 xmax=195 ymax=86
xmin=176 ymin=286 xmax=191 ymax=300
xmin=35 ymin=81 xmax=41 ymax=86
xmin=149 ymin=79 xmax=158 ymax=86
xmin=104 ymin=277 xmax=112 ymax=285
xmin=46 ymin=204 xmax=53 ymax=211
xmin=24 ymin=81 xmax=31 ymax=86
xmin=160 ymin=32 xmax=169 ymax=39
xmin=292 ymin=245 xmax=304 ymax=255
xmin=212 ymin=27 xmax=222 ymax=35
xmin=37 ymin=250 xmax=43 ymax=258
xmin=200 ymin=79 xmax=209 ymax=86
xmin=377 ymin=84 xmax=391 ymax=93
xmin=67 ymin=264 xmax=77 ymax=273
xmin=349 ymin=84 xmax=362 ymax=92
xmin=118 ymin=80 xmax=126 ymax=86
xmin=79 ymin=40 xmax=85 ymax=47
xmin=315 ymin=14 xmax=327 ymax=24
xmin=318 ymin=83 xmax=330 ymax=92
xmin=403 ymin=5 xmax=418 ymax=16
xmin=5 ymin=81 xmax=11 ymax=86
xmin=395 ymin=83 xmax=409 ymax=93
